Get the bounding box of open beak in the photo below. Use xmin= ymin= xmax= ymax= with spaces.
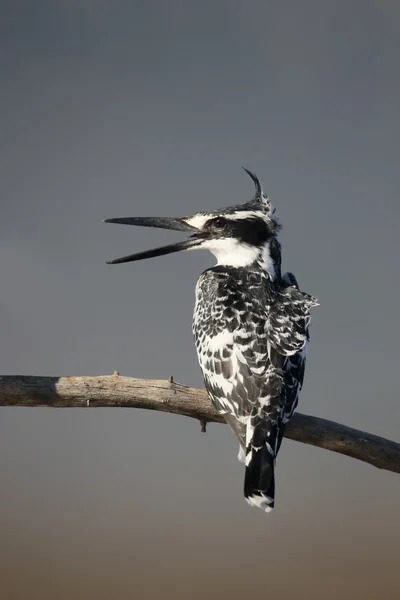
xmin=103 ymin=216 xmax=203 ymax=264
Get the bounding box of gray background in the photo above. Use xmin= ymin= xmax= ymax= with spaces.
xmin=1 ymin=1 xmax=399 ymax=598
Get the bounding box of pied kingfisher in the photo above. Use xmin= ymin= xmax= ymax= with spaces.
xmin=104 ymin=168 xmax=318 ymax=513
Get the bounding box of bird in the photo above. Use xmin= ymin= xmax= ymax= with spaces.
xmin=104 ymin=168 xmax=318 ymax=513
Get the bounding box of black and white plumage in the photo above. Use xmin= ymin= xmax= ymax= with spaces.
xmin=104 ymin=168 xmax=318 ymax=513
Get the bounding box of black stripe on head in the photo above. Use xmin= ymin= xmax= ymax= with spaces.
xmin=235 ymin=218 xmax=271 ymax=246
xmin=204 ymin=216 xmax=271 ymax=246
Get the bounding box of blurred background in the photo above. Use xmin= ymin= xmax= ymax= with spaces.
xmin=1 ymin=1 xmax=400 ymax=598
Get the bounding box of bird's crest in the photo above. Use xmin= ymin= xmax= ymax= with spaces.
xmin=241 ymin=167 xmax=274 ymax=214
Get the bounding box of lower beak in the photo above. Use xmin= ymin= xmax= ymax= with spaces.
xmin=103 ymin=216 xmax=202 ymax=264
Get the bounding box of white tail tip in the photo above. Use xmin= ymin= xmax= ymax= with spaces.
xmin=245 ymin=493 xmax=274 ymax=513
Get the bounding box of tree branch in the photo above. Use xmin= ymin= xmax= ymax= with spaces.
xmin=1 ymin=374 xmax=399 ymax=475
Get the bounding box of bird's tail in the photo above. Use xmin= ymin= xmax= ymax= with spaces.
xmin=243 ymin=417 xmax=277 ymax=513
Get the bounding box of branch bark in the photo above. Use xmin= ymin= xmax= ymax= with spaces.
xmin=1 ymin=374 xmax=399 ymax=475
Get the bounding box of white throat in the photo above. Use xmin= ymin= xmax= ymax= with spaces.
xmin=199 ymin=238 xmax=276 ymax=279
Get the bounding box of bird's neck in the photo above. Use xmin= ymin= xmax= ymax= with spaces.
xmin=209 ymin=240 xmax=278 ymax=281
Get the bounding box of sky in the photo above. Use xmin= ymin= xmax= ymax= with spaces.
xmin=1 ymin=1 xmax=400 ymax=598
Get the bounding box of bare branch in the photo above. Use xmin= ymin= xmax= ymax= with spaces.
xmin=1 ymin=374 xmax=399 ymax=475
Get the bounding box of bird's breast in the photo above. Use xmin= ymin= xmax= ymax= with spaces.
xmin=192 ymin=269 xmax=272 ymax=362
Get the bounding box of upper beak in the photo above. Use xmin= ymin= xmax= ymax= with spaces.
xmin=103 ymin=216 xmax=202 ymax=264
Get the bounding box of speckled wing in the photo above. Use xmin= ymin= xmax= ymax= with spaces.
xmin=194 ymin=272 xmax=317 ymax=440
xmin=268 ymin=274 xmax=318 ymax=357
xmin=194 ymin=324 xmax=267 ymax=448
xmin=268 ymin=272 xmax=318 ymax=426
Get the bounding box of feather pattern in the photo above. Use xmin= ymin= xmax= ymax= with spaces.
xmin=193 ymin=266 xmax=317 ymax=512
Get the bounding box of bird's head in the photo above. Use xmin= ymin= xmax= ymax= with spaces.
xmin=104 ymin=168 xmax=282 ymax=280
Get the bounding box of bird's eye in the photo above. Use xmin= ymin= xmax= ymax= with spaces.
xmin=212 ymin=217 xmax=227 ymax=229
